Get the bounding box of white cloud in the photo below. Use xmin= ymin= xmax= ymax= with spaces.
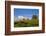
xmin=18 ymin=16 xmax=24 ymax=19
xmin=14 ymin=16 xmax=32 ymax=22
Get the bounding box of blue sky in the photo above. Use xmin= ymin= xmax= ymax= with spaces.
xmin=14 ymin=8 xmax=39 ymax=18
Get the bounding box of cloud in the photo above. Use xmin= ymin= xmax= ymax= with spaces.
xmin=14 ymin=16 xmax=32 ymax=22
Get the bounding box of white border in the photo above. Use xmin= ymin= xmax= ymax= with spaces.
xmin=11 ymin=5 xmax=42 ymax=31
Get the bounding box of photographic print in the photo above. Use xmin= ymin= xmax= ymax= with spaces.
xmin=5 ymin=1 xmax=45 ymax=35
xmin=14 ymin=8 xmax=39 ymax=27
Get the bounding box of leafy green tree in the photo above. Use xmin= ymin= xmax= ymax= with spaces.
xmin=32 ymin=15 xmax=38 ymax=19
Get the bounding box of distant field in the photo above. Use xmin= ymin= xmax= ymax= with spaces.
xmin=14 ymin=19 xmax=39 ymax=27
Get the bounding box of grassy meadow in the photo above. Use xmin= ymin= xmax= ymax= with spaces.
xmin=14 ymin=15 xmax=39 ymax=27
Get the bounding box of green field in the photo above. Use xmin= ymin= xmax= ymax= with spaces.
xmin=14 ymin=19 xmax=39 ymax=27
xmin=14 ymin=15 xmax=39 ymax=27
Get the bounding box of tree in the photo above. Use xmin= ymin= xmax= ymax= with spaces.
xmin=32 ymin=15 xmax=38 ymax=19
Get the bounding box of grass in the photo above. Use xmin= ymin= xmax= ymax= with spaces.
xmin=14 ymin=19 xmax=39 ymax=27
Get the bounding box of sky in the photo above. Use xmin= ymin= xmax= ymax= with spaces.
xmin=14 ymin=8 xmax=39 ymax=18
